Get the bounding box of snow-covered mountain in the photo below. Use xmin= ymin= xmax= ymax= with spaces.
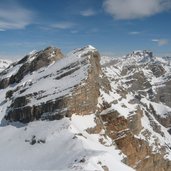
xmin=0 ymin=59 xmax=12 ymax=72
xmin=101 ymin=50 xmax=171 ymax=170
xmin=0 ymin=46 xmax=171 ymax=171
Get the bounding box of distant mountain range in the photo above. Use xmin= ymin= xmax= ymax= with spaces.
xmin=0 ymin=59 xmax=12 ymax=72
xmin=0 ymin=46 xmax=171 ymax=171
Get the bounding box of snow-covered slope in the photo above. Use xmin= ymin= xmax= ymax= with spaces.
xmin=101 ymin=51 xmax=171 ymax=169
xmin=0 ymin=59 xmax=12 ymax=72
xmin=0 ymin=46 xmax=134 ymax=171
xmin=0 ymin=115 xmax=134 ymax=171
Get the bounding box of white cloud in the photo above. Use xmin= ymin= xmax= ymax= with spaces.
xmin=129 ymin=31 xmax=141 ymax=35
xmin=81 ymin=9 xmax=96 ymax=16
xmin=0 ymin=2 xmax=34 ymax=30
xmin=152 ymin=39 xmax=169 ymax=46
xmin=103 ymin=0 xmax=171 ymax=20
xmin=70 ymin=30 xmax=78 ymax=34
xmin=51 ymin=22 xmax=75 ymax=29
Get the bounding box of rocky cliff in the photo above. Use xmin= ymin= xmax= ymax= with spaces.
xmin=1 ymin=45 xmax=110 ymax=123
xmin=101 ymin=50 xmax=171 ymax=170
xmin=1 ymin=47 xmax=171 ymax=171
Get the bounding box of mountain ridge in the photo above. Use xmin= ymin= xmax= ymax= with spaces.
xmin=1 ymin=46 xmax=171 ymax=171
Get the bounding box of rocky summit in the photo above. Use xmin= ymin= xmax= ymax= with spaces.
xmin=1 ymin=46 xmax=171 ymax=171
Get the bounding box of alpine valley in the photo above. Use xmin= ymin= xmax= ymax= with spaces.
xmin=1 ymin=45 xmax=171 ymax=171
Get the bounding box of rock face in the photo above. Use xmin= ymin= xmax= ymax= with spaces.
xmin=155 ymin=80 xmax=171 ymax=107
xmin=0 ymin=47 xmax=63 ymax=89
xmin=98 ymin=110 xmax=171 ymax=171
xmin=66 ymin=50 xmax=101 ymax=116
xmin=2 ymin=46 xmax=109 ymax=123
xmin=1 ymin=47 xmax=171 ymax=171
xmin=100 ymin=51 xmax=171 ymax=171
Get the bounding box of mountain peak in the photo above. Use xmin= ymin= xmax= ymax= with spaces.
xmin=0 ymin=47 xmax=64 ymax=89
xmin=75 ymin=45 xmax=97 ymax=52
xmin=127 ymin=50 xmax=153 ymax=58
xmin=67 ymin=45 xmax=98 ymax=59
xmin=86 ymin=45 xmax=96 ymax=50
xmin=120 ymin=50 xmax=154 ymax=66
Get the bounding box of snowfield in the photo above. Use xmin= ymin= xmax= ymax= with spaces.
xmin=0 ymin=115 xmax=134 ymax=171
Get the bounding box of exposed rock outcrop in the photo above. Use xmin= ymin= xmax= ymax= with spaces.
xmin=3 ymin=46 xmax=110 ymax=123
xmin=91 ymin=109 xmax=171 ymax=171
xmin=155 ymin=80 xmax=171 ymax=108
xmin=0 ymin=47 xmax=63 ymax=89
xmin=101 ymin=51 xmax=171 ymax=171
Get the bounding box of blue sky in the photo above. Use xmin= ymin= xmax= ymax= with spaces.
xmin=0 ymin=0 xmax=171 ymax=59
